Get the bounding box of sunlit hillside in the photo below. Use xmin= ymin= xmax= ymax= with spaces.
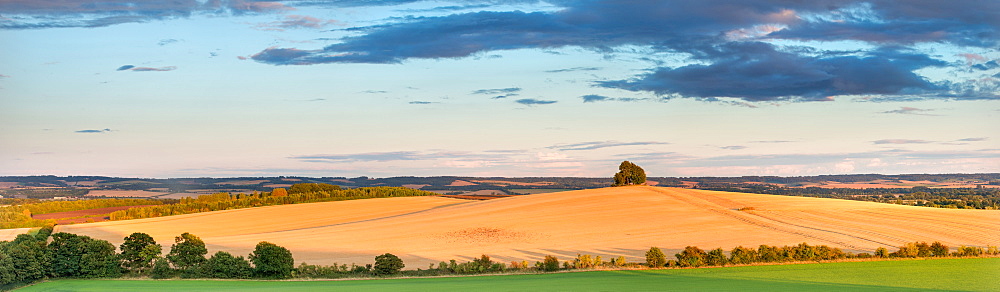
xmin=56 ymin=186 xmax=1000 ymax=267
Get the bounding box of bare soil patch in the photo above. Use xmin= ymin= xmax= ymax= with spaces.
xmin=447 ymin=180 xmax=478 ymax=186
xmin=402 ymin=184 xmax=430 ymax=189
xmin=440 ymin=227 xmax=541 ymax=244
xmin=0 ymin=182 xmax=19 ymax=188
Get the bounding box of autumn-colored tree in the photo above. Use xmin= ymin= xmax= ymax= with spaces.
xmin=271 ymin=188 xmax=288 ymax=197
xmin=645 ymin=247 xmax=666 ymax=268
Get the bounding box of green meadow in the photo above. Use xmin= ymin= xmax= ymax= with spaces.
xmin=19 ymin=257 xmax=999 ymax=292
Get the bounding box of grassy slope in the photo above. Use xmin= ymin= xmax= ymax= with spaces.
xmin=19 ymin=258 xmax=1000 ymax=292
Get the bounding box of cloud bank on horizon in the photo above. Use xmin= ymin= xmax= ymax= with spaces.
xmin=1 ymin=0 xmax=997 ymax=178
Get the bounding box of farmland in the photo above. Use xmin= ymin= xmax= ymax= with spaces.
xmin=18 ymin=257 xmax=1000 ymax=291
xmin=52 ymin=186 xmax=999 ymax=268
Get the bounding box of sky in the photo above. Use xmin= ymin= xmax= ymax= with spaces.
xmin=1 ymin=0 xmax=998 ymax=178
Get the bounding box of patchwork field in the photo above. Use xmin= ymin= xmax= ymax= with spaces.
xmin=19 ymin=258 xmax=1000 ymax=291
xmin=54 ymin=187 xmax=999 ymax=268
xmin=32 ymin=205 xmax=159 ymax=224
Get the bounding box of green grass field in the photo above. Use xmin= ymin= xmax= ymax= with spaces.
xmin=19 ymin=258 xmax=1000 ymax=292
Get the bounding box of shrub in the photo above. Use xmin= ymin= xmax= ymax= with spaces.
xmin=205 ymin=251 xmax=253 ymax=279
xmin=874 ymin=247 xmax=889 ymax=258
xmin=930 ymin=242 xmax=949 ymax=257
xmin=676 ymin=246 xmax=707 ymax=267
xmin=705 ymin=248 xmax=728 ymax=266
xmin=954 ymin=246 xmax=984 ymax=257
xmin=150 ymin=257 xmax=175 ymax=279
xmin=537 ymin=255 xmax=560 ymax=272
xmin=729 ymin=246 xmax=757 ymax=264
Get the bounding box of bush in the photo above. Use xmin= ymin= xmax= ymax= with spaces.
xmin=537 ymin=255 xmax=560 ymax=272
xmin=676 ymin=246 xmax=707 ymax=267
xmin=373 ymin=253 xmax=404 ymax=276
xmin=150 ymin=257 xmax=175 ymax=279
xmin=954 ymin=246 xmax=984 ymax=257
xmin=294 ymin=262 xmax=350 ymax=278
xmin=705 ymin=248 xmax=728 ymax=266
xmin=204 ymin=251 xmax=253 ymax=279
xmin=729 ymin=246 xmax=757 ymax=265
xmin=930 ymin=242 xmax=949 ymax=257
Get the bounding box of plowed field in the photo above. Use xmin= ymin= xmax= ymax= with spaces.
xmin=54 ymin=187 xmax=1000 ymax=268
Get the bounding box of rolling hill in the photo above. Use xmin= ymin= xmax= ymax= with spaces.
xmin=54 ymin=186 xmax=999 ymax=268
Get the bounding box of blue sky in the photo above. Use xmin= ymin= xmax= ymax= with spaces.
xmin=1 ymin=0 xmax=998 ymax=178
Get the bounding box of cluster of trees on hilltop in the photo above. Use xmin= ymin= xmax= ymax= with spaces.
xmin=613 ymin=161 xmax=647 ymax=186
xmin=110 ymin=184 xmax=436 ymax=221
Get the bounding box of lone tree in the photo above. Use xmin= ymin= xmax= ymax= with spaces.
xmin=373 ymin=253 xmax=404 ymax=276
xmin=613 ymin=161 xmax=646 ymax=186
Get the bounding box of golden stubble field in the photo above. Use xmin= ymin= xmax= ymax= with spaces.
xmin=54 ymin=187 xmax=1000 ymax=268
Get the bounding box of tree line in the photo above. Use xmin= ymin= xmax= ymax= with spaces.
xmin=644 ymin=242 xmax=999 ymax=268
xmin=110 ymin=185 xmax=436 ymax=221
xmin=0 ymin=198 xmax=163 ymax=229
xmin=3 ymin=226 xmax=997 ymax=289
